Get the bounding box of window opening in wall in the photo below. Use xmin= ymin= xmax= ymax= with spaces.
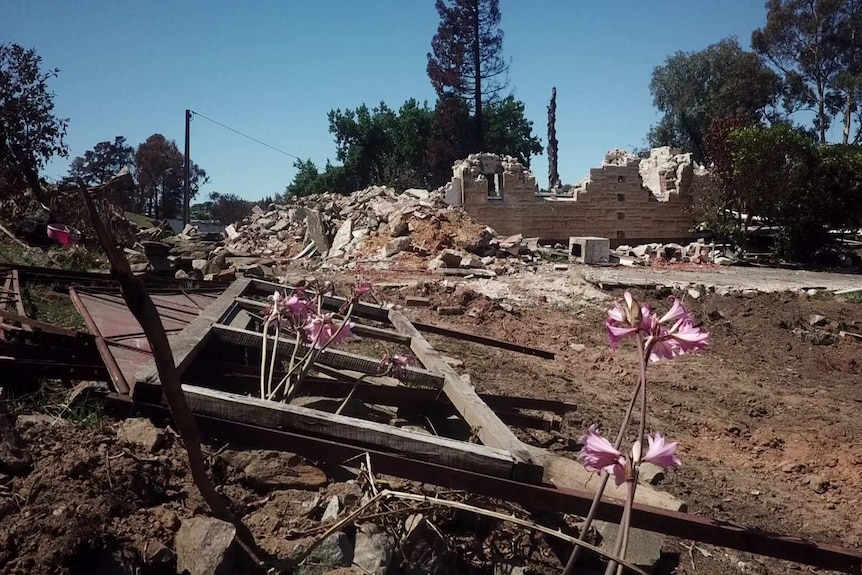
xmin=617 ymin=175 xmax=626 ymax=183
xmin=488 ymin=173 xmax=503 ymax=199
xmin=617 ymin=193 xmax=625 ymax=201
xmin=616 ymin=231 xmax=626 ymax=239
xmin=617 ymin=212 xmax=625 ymax=220
xmin=571 ymin=243 xmax=583 ymax=259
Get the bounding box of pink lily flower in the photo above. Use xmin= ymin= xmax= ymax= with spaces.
xmin=284 ymin=294 xmax=311 ymax=317
xmin=667 ymin=319 xmax=710 ymax=355
xmin=577 ymin=426 xmax=624 ymax=474
xmin=304 ymin=314 xmax=354 ymax=348
xmin=657 ymin=296 xmax=691 ymax=325
xmin=641 ymin=432 xmax=682 ymax=469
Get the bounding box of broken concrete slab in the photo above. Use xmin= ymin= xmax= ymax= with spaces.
xmin=116 ymin=418 xmax=164 ymax=453
xmin=331 ymin=218 xmax=353 ymax=253
xmin=592 ymin=521 xmax=663 ymax=571
xmin=381 ymin=236 xmax=411 ymax=258
xmin=353 ymin=523 xmax=394 ymax=575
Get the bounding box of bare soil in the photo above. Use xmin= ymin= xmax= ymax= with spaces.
xmin=3 ymin=266 xmax=862 ymax=575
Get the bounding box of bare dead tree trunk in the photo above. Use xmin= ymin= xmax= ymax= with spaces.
xmin=547 ymin=87 xmax=560 ymax=190
xmin=472 ymin=0 xmax=483 ymax=150
xmin=75 ymin=178 xmax=267 ymax=568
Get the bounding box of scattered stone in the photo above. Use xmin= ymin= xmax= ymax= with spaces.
xmin=639 ymin=462 xmax=665 ymax=485
xmin=353 ymin=523 xmax=394 ymax=575
xmin=381 ymin=236 xmax=411 ymax=258
xmin=331 ymin=218 xmax=353 ymax=253
xmin=687 ymin=288 xmax=701 ymax=300
xmin=806 ymin=474 xmax=830 ymax=494
xmin=437 ymin=305 xmax=465 ymax=316
xmin=440 ymin=249 xmax=463 ymax=268
xmin=569 ymin=343 xmax=587 ymax=352
xmin=223 ymin=450 xmax=328 ymax=492
xmin=191 ymin=259 xmax=207 ymax=271
xmin=116 ymin=418 xmax=164 ymax=453
xmin=297 ymin=532 xmax=353 ymax=575
xmin=175 ymin=516 xmax=236 ymax=575
xmin=809 ymin=314 xmax=827 ymax=326
xmin=321 ymin=495 xmax=340 ymax=523
xmin=406 ymin=296 xmax=431 ymax=307
xmin=0 ymin=391 xmax=32 ymax=476
xmin=553 ymin=264 xmax=569 ymax=271
xmin=592 ymin=521 xmax=663 ymax=571
xmin=175 ymin=269 xmax=190 ymax=280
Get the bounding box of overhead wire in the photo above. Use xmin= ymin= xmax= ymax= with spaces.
xmin=189 ymin=110 xmax=301 ymax=160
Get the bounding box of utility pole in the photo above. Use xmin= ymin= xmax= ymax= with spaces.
xmin=183 ymin=109 xmax=191 ymax=226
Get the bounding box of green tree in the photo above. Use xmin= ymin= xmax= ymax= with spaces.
xmin=835 ymin=0 xmax=862 ymax=143
xmin=427 ymin=0 xmax=508 ymax=149
xmin=648 ymin=38 xmax=781 ymax=163
xmin=134 ymin=134 xmax=207 ymax=219
xmin=0 ymin=43 xmax=68 ymax=202
xmin=208 ymin=192 xmax=253 ymax=225
xmin=729 ymin=124 xmax=820 ymax=259
xmin=752 ymin=0 xmax=847 ymax=143
xmin=484 ymin=95 xmax=543 ymax=166
xmin=68 ymin=136 xmax=134 ymax=187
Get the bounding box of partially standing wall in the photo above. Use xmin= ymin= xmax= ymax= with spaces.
xmin=446 ymin=151 xmax=696 ymax=245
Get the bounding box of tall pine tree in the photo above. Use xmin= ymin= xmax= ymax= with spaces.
xmin=427 ymin=0 xmax=509 ymax=150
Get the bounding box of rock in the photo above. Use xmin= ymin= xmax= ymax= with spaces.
xmin=460 ymin=255 xmax=485 ymax=269
xmin=437 ymin=305 xmax=464 ymax=316
xmin=687 ymin=288 xmax=701 ymax=300
xmin=809 ymin=314 xmax=827 ymax=326
xmin=175 ymin=269 xmax=190 ymax=280
xmin=321 ymin=495 xmax=340 ymax=523
xmin=639 ymin=462 xmax=665 ymax=485
xmin=388 ymin=212 xmax=409 ymax=237
xmin=494 ymin=565 xmax=525 ymax=575
xmin=381 ymin=236 xmax=411 ymax=258
xmin=218 ymin=267 xmax=236 ymax=282
xmin=405 ymin=296 xmax=431 ymax=307
xmin=400 ymin=514 xmax=455 ymax=575
xmin=404 ymin=188 xmax=431 ymax=201
xmin=553 ymin=264 xmax=569 ymax=271
xmin=270 ymin=219 xmax=289 ymax=233
xmin=297 ymin=532 xmax=353 ymax=575
xmin=592 ymin=521 xmax=663 ymax=571
xmin=225 ymin=224 xmax=239 ymax=240
xmin=569 ymin=343 xmax=587 ymax=352
xmin=175 ymin=516 xmax=236 ymax=575
xmin=241 ymin=263 xmax=274 ymax=279
xmin=116 ymin=418 xmax=164 ymax=453
xmin=0 ymin=396 xmax=32 ymax=476
xmin=192 ymin=259 xmax=207 ymax=271
xmin=439 ymin=250 xmax=463 ymax=268
xmin=806 ymin=474 xmax=830 ymax=494
xmin=353 ymin=523 xmax=394 ymax=575
xmin=331 ymin=218 xmax=353 ymax=253
xmin=302 ymin=207 xmax=331 ymax=253
xmin=223 ymin=450 xmax=328 ymax=492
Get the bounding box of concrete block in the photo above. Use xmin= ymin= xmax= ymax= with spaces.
xmin=569 ymin=237 xmax=610 ymax=264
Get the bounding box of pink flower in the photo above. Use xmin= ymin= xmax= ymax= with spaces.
xmin=304 ymin=314 xmax=354 ymax=348
xmin=579 ymin=427 xmax=681 ymax=486
xmin=605 ymin=292 xmax=646 ymax=350
xmin=284 ymin=294 xmax=311 ymax=317
xmin=641 ymin=432 xmax=681 ymax=469
xmin=354 ymin=280 xmax=372 ymax=298
xmin=577 ymin=426 xmax=624 ymax=474
xmin=657 ymin=296 xmax=690 ymax=325
xmin=667 ymin=319 xmax=709 ymax=355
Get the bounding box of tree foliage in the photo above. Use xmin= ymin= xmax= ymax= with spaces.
xmin=206 ymin=192 xmax=254 ymax=225
xmin=134 ymin=134 xmax=207 ymax=219
xmin=751 ymin=0 xmax=861 ymax=143
xmin=427 ymin=0 xmax=508 ymax=148
xmin=648 ymin=38 xmax=781 ymax=163
xmin=0 ymin=43 xmax=68 ymax=201
xmin=287 ymin=95 xmax=541 ymax=197
xmin=68 ymin=136 xmax=134 ymax=187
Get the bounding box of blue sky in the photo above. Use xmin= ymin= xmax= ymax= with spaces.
xmin=6 ymin=1 xmax=779 ymax=201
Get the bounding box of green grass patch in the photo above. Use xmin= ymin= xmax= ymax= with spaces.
xmin=22 ymin=285 xmax=86 ymax=330
xmin=10 ymin=380 xmax=104 ymax=427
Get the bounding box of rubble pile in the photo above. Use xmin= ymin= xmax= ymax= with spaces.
xmin=613 ymin=239 xmax=732 ymax=267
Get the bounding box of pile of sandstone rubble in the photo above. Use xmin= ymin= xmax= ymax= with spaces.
xmin=158 ymin=185 xmax=545 ymax=280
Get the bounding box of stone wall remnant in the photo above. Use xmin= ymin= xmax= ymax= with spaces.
xmin=447 ymin=149 xmax=696 ymax=245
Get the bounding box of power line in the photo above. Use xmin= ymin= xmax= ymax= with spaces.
xmin=190 ymin=110 xmax=301 ymax=161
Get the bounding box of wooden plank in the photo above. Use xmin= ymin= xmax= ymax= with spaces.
xmin=181 ymin=384 xmax=516 ymax=478
xmin=210 ymin=324 xmax=444 ymax=388
xmin=0 ymin=309 xmax=81 ymax=337
xmin=234 ymin=296 xmax=412 ymax=345
xmin=9 ymin=271 xmax=30 ymax=332
xmin=246 ymin=279 xmax=554 ymax=359
xmin=388 ymin=308 xmax=543 ymax=482
xmin=133 ymin=277 xmax=251 ymax=397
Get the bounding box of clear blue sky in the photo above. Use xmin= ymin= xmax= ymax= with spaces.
xmin=6 ymin=0 xmax=779 ymax=201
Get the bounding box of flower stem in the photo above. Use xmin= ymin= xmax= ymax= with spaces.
xmin=259 ymin=317 xmax=272 ymax=399
xmin=562 ymin=351 xmax=645 ymax=573
xmin=605 ymin=478 xmax=637 ymax=575
xmin=265 ymin=324 xmax=280 ymax=398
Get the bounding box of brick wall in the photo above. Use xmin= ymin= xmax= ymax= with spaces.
xmin=453 ymin=158 xmax=695 ymax=245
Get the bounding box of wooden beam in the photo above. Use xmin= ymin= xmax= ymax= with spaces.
xmin=210 ymin=323 xmax=445 ymax=389
xmin=181 ymin=384 xmax=516 ymax=479
xmin=388 ymin=308 xmax=542 ymax=482
xmin=0 ymin=309 xmax=82 ymax=337
xmin=246 ymin=279 xmax=554 ymax=359
xmin=133 ymin=278 xmax=250 ymax=398
xmin=233 ymin=296 xmax=411 ymax=345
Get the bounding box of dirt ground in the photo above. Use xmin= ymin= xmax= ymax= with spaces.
xmin=367 ymin=265 xmax=862 ymax=575
xmin=3 ymin=262 xmax=862 ymax=575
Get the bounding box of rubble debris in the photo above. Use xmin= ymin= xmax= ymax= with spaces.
xmin=116 ymin=417 xmax=165 ymax=453
xmin=175 ymin=516 xmax=237 ymax=575
xmin=353 ymin=523 xmax=395 ymax=575
xmin=0 ymin=389 xmax=32 ymax=476
xmin=569 ymin=237 xmax=610 ymax=265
